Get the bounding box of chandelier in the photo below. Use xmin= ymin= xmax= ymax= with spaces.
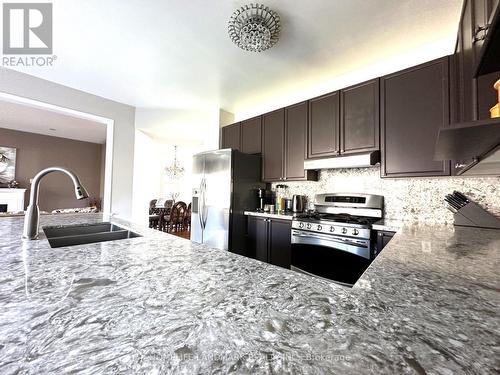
xmin=228 ymin=3 xmax=281 ymax=52
xmin=165 ymin=146 xmax=184 ymax=180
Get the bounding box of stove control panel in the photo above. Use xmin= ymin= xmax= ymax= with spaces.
xmin=292 ymin=220 xmax=371 ymax=239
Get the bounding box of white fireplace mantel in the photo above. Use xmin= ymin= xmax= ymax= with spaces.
xmin=0 ymin=188 xmax=27 ymax=213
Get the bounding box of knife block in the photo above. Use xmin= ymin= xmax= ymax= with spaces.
xmin=453 ymin=202 xmax=500 ymax=229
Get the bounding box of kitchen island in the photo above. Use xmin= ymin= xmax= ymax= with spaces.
xmin=0 ymin=214 xmax=498 ymax=374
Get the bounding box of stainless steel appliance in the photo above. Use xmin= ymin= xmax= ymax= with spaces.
xmin=291 ymin=193 xmax=384 ymax=287
xmin=191 ymin=149 xmax=264 ymax=254
xmin=292 ymin=195 xmax=306 ymax=213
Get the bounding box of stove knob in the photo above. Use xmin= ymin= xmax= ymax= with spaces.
xmin=299 ymin=222 xmax=304 ymax=229
xmin=342 ymin=228 xmax=348 ymax=234
xmin=352 ymin=229 xmax=359 ymax=236
xmin=330 ymin=226 xmax=335 ymax=232
xmin=306 ymin=223 xmax=312 ymax=229
xmin=317 ymin=225 xmax=322 ymax=231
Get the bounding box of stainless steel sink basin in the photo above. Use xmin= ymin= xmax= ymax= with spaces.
xmin=43 ymin=222 xmax=141 ymax=248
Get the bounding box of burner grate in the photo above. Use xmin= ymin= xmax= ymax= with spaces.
xmin=297 ymin=212 xmax=378 ymax=225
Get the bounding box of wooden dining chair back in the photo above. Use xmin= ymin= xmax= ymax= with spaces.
xmin=170 ymin=201 xmax=187 ymax=232
xmin=149 ymin=199 xmax=158 ymax=214
xmin=149 ymin=199 xmax=159 ymax=229
xmin=158 ymin=199 xmax=174 ymax=232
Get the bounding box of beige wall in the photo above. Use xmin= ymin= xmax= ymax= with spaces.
xmin=0 ymin=68 xmax=135 ymax=218
xmin=0 ymin=127 xmax=103 ymax=212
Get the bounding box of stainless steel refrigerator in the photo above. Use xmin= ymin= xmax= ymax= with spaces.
xmin=191 ymin=148 xmax=264 ymax=254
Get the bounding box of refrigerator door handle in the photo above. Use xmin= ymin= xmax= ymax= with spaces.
xmin=199 ymin=178 xmax=205 ymax=229
xmin=202 ymin=177 xmax=208 ymax=228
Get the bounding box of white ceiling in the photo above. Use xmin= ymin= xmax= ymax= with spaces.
xmin=0 ymin=100 xmax=107 ymax=143
xmin=5 ymin=0 xmax=463 ymax=120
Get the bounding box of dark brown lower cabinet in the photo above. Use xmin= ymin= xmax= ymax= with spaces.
xmin=247 ymin=216 xmax=291 ymax=269
xmin=380 ymin=57 xmax=451 ymax=177
xmin=376 ymin=231 xmax=395 ymax=253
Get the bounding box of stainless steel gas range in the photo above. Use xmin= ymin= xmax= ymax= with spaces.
xmin=291 ymin=193 xmax=384 ymax=287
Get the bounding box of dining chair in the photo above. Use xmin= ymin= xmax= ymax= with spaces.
xmin=158 ymin=199 xmax=174 ymax=232
xmin=170 ymin=201 xmax=187 ymax=232
xmin=148 ymin=199 xmax=159 ymax=229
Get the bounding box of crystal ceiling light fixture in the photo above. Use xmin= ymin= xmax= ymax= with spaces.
xmin=165 ymin=145 xmax=185 ymax=180
xmin=228 ymin=3 xmax=281 ymax=52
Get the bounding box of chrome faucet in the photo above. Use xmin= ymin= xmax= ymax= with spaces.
xmin=23 ymin=167 xmax=89 ymax=239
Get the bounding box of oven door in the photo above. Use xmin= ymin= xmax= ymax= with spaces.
xmin=291 ymin=229 xmax=372 ymax=287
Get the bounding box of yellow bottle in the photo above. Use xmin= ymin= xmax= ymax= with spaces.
xmin=491 ymin=79 xmax=500 ymax=118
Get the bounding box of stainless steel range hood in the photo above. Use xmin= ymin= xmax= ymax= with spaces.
xmin=304 ymin=151 xmax=380 ymax=170
xmin=434 ymin=119 xmax=500 ymax=175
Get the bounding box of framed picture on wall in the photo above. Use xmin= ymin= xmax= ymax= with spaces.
xmin=0 ymin=146 xmax=17 ymax=185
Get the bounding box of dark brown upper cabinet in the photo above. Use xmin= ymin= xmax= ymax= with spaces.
xmin=340 ymin=79 xmax=380 ymax=155
xmin=451 ymin=0 xmax=500 ymax=123
xmin=262 ymin=109 xmax=285 ymax=181
xmin=285 ymin=102 xmax=317 ymax=181
xmin=460 ymin=0 xmax=476 ymax=123
xmin=261 ymin=104 xmax=317 ymax=182
xmin=221 ymin=123 xmax=241 ymax=150
xmin=380 ymin=57 xmax=451 ymax=178
xmin=240 ymin=116 xmax=262 ymax=154
xmin=473 ymin=0 xmax=500 ymax=76
xmin=308 ymin=91 xmax=340 ymax=158
xmin=473 ymin=0 xmax=488 ymax=66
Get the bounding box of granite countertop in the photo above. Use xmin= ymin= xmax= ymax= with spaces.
xmin=244 ymin=210 xmax=295 ymax=221
xmin=0 ymin=214 xmax=498 ymax=373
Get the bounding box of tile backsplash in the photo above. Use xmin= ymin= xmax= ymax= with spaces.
xmin=273 ymin=167 xmax=500 ymax=224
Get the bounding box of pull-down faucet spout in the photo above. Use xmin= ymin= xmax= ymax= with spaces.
xmin=22 ymin=167 xmax=89 ymax=239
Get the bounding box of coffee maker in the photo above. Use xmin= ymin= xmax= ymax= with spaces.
xmin=256 ymin=187 xmax=272 ymax=212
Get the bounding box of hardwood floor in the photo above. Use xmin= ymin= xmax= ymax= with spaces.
xmin=171 ymin=230 xmax=190 ymax=240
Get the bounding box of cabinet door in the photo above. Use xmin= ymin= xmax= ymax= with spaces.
xmin=487 ymin=0 xmax=499 ymax=20
xmin=473 ymin=0 xmax=487 ymax=66
xmin=340 ymin=79 xmax=380 ymax=154
xmin=268 ymin=219 xmax=291 ymax=269
xmin=247 ymin=216 xmax=269 ymax=262
xmin=376 ymin=231 xmax=395 ymax=254
xmin=222 ymin=123 xmax=241 ymax=150
xmin=262 ymin=109 xmax=285 ymax=181
xmin=241 ymin=117 xmax=262 ymax=154
xmin=381 ymin=58 xmax=450 ymax=177
xmin=460 ymin=0 xmax=477 ymax=122
xmin=285 ymin=102 xmax=308 ymax=180
xmin=308 ymin=92 xmax=340 ymax=158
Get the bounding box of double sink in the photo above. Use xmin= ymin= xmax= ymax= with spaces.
xmin=43 ymin=222 xmax=141 ymax=248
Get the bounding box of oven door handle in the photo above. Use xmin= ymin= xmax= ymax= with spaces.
xmin=292 ymin=231 xmax=368 ymax=247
